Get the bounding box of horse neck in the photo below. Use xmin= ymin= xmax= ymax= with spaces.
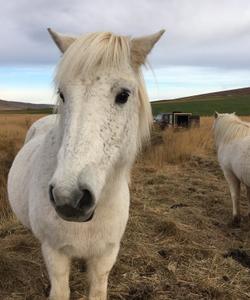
xmin=215 ymin=117 xmax=250 ymax=148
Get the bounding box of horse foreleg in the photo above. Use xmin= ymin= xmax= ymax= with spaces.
xmin=42 ymin=243 xmax=71 ymax=300
xmin=224 ymin=170 xmax=241 ymax=225
xmin=87 ymin=246 xmax=119 ymax=300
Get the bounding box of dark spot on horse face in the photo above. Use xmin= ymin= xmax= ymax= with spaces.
xmin=96 ymin=76 xmax=100 ymax=81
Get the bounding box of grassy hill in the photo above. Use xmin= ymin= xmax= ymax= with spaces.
xmin=151 ymin=87 xmax=250 ymax=116
xmin=0 ymin=99 xmax=53 ymax=114
xmin=2 ymin=87 xmax=250 ymax=116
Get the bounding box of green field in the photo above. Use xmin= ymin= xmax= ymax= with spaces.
xmin=1 ymin=88 xmax=250 ymax=117
xmin=0 ymin=108 xmax=53 ymax=114
xmin=151 ymin=93 xmax=250 ymax=116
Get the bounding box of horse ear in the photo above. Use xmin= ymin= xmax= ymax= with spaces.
xmin=130 ymin=29 xmax=165 ymax=67
xmin=214 ymin=111 xmax=219 ymax=119
xmin=48 ymin=28 xmax=76 ymax=53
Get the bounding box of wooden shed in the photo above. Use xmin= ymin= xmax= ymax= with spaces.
xmin=154 ymin=111 xmax=200 ymax=129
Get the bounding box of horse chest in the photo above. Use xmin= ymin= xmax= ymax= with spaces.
xmin=44 ymin=221 xmax=117 ymax=258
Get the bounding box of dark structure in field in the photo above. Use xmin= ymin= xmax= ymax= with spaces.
xmin=154 ymin=111 xmax=200 ymax=129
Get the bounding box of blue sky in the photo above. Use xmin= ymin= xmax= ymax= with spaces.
xmin=1 ymin=0 xmax=250 ymax=104
xmin=0 ymin=66 xmax=55 ymax=103
xmin=1 ymin=65 xmax=250 ymax=104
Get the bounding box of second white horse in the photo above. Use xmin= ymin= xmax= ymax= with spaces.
xmin=214 ymin=112 xmax=250 ymax=225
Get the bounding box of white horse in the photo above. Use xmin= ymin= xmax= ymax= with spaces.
xmin=7 ymin=28 xmax=164 ymax=300
xmin=214 ymin=112 xmax=250 ymax=225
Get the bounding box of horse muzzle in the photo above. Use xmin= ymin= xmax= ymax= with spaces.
xmin=49 ymin=185 xmax=96 ymax=222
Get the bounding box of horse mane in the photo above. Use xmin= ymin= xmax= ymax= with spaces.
xmin=214 ymin=113 xmax=250 ymax=147
xmin=54 ymin=32 xmax=152 ymax=149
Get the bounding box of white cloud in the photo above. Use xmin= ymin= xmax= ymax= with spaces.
xmin=1 ymin=1 xmax=250 ymax=103
xmin=0 ymin=0 xmax=250 ymax=69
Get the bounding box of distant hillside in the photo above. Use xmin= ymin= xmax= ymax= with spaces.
xmin=0 ymin=99 xmax=54 ymax=113
xmin=2 ymin=87 xmax=250 ymax=116
xmin=151 ymin=87 xmax=250 ymax=116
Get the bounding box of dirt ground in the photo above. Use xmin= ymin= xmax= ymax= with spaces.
xmin=1 ymin=116 xmax=250 ymax=299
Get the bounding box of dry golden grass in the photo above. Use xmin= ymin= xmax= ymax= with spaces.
xmin=146 ymin=117 xmax=214 ymax=167
xmin=147 ymin=116 xmax=250 ymax=168
xmin=0 ymin=115 xmax=45 ymax=220
xmin=1 ymin=114 xmax=250 ymax=299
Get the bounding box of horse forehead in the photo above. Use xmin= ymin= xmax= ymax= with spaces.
xmin=78 ymin=68 xmax=134 ymax=85
xmin=80 ymin=76 xmax=101 ymax=86
xmin=81 ymin=75 xmax=109 ymax=86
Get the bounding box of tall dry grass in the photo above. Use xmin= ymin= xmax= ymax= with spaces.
xmin=144 ymin=117 xmax=214 ymax=167
xmin=0 ymin=115 xmax=215 ymax=216
xmin=0 ymin=115 xmax=216 ymax=214
xmin=0 ymin=115 xmax=44 ymax=220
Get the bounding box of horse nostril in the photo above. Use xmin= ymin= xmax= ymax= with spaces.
xmin=76 ymin=189 xmax=94 ymax=210
xmin=49 ymin=185 xmax=55 ymax=204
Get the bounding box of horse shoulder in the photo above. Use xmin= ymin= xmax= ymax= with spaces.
xmin=25 ymin=114 xmax=57 ymax=144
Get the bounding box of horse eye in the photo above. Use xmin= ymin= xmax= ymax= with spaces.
xmin=115 ymin=89 xmax=130 ymax=104
xmin=57 ymin=89 xmax=65 ymax=103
